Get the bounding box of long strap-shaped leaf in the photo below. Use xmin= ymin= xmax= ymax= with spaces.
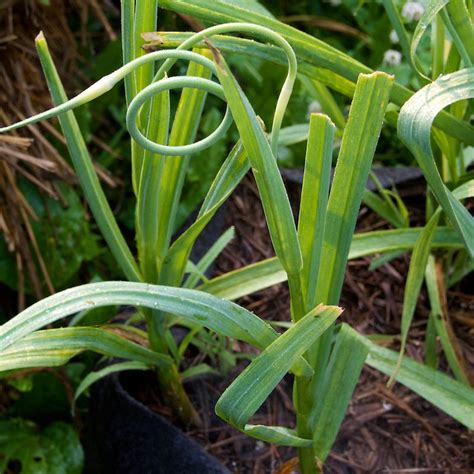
xmin=121 ymin=0 xmax=135 ymax=105
xmin=388 ymin=213 xmax=440 ymax=386
xmin=366 ymin=341 xmax=474 ymax=429
xmin=212 ymin=47 xmax=303 ymax=278
xmin=147 ymin=32 xmax=357 ymax=98
xmin=73 ymin=361 xmax=149 ymax=409
xmin=382 ymin=0 xmax=414 ymax=76
xmin=315 ymin=72 xmax=394 ymax=306
xmin=158 ymin=0 xmax=474 ymax=146
xmin=398 ymin=69 xmax=474 ymax=256
xmin=301 ymin=74 xmax=393 ymax=441
xmin=389 ymin=180 xmax=474 ymax=385
xmin=160 ymin=142 xmax=248 ymax=287
xmin=212 ymin=44 xmax=307 ymax=320
xmin=0 ymin=281 xmax=311 ymax=378
xmin=34 ymin=33 xmax=142 ymax=282
xmin=152 ymin=54 xmax=216 ymax=283
xmin=0 ymin=282 xmax=279 ymax=352
xmin=163 ymin=120 xmax=308 ymax=289
xmin=215 ymin=305 xmax=341 ymax=447
xmin=425 ymin=255 xmax=473 ymax=385
xmin=198 ymin=226 xmax=464 ymax=301
xmin=444 ymin=0 xmax=474 ymax=67
xmin=298 ymin=114 xmax=334 ymax=312
xmin=311 ymin=325 xmax=369 ymax=461
xmin=0 ymin=327 xmax=173 ymax=371
xmin=136 ymin=87 xmax=170 ymax=283
xmin=410 ymin=0 xmax=450 ymax=81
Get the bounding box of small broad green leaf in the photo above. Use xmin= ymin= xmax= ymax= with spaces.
xmin=0 ymin=419 xmax=83 ymax=474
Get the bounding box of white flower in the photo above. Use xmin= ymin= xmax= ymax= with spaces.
xmin=307 ymin=100 xmax=322 ymax=119
xmin=389 ymin=30 xmax=399 ymax=44
xmin=383 ymin=49 xmax=402 ymax=66
xmin=401 ymin=1 xmax=425 ymax=22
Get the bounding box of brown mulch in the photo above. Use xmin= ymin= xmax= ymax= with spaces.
xmin=183 ymin=174 xmax=474 ymax=473
xmin=0 ymin=0 xmax=117 ymax=308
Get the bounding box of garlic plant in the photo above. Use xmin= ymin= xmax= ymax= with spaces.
xmin=1 ymin=1 xmax=473 ymax=472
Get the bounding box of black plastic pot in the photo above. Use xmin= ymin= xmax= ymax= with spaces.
xmin=84 ymin=370 xmax=229 ymax=473
xmin=281 ymin=166 xmax=423 ymax=191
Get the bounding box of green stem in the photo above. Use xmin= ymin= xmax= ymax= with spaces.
xmin=446 ymin=0 xmax=474 ymax=65
xmin=121 ymin=0 xmax=135 ymax=106
xmin=288 ymin=273 xmax=305 ymax=323
xmin=295 ymin=375 xmax=318 ymax=474
xmin=432 ymin=14 xmax=445 ymax=79
xmin=146 ymin=310 xmax=201 ymax=427
xmin=441 ymin=7 xmax=473 ymax=68
xmin=154 ymin=357 xmax=202 ymax=427
xmin=129 ymin=0 xmax=159 ymax=193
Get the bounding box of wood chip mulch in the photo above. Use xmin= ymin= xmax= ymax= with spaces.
xmin=190 ymin=174 xmax=474 ymax=473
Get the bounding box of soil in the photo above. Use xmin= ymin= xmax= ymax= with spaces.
xmin=0 ymin=0 xmax=118 ymax=308
xmin=131 ymin=173 xmax=474 ymax=473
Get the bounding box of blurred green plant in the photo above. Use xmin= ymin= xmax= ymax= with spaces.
xmin=0 ymin=419 xmax=83 ymax=474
